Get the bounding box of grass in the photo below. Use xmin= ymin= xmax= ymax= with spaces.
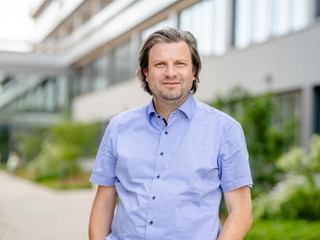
xmin=16 ymin=168 xmax=92 ymax=190
xmin=245 ymin=219 xmax=320 ymax=239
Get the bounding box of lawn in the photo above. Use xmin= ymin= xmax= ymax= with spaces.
xmin=16 ymin=168 xmax=92 ymax=190
xmin=245 ymin=219 xmax=320 ymax=239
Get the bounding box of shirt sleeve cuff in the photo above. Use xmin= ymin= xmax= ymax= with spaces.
xmin=221 ymin=176 xmax=253 ymax=192
xmin=90 ymin=174 xmax=115 ymax=186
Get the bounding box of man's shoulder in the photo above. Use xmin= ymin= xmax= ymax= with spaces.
xmin=109 ymin=103 xmax=148 ymax=125
xmin=195 ymin=101 xmax=239 ymax=126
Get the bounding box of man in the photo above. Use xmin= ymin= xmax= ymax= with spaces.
xmin=89 ymin=28 xmax=253 ymax=240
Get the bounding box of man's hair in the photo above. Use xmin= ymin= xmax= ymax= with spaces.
xmin=137 ymin=27 xmax=202 ymax=95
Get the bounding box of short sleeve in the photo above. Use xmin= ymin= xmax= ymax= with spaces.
xmin=218 ymin=122 xmax=253 ymax=192
xmin=90 ymin=121 xmax=117 ymax=186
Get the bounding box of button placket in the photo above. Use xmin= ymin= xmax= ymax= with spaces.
xmin=148 ymin=122 xmax=173 ymax=236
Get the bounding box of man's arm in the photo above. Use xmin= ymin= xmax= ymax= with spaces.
xmin=89 ymin=185 xmax=118 ymax=240
xmin=217 ymin=186 xmax=252 ymax=240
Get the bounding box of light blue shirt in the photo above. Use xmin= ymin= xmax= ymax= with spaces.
xmin=90 ymin=94 xmax=252 ymax=240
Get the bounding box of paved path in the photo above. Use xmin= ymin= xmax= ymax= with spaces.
xmin=0 ymin=170 xmax=97 ymax=240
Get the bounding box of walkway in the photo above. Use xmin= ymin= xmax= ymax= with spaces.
xmin=0 ymin=170 xmax=96 ymax=240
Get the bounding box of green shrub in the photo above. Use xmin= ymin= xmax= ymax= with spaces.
xmin=27 ymin=121 xmax=100 ymax=180
xmin=15 ymin=127 xmax=49 ymax=164
xmin=253 ymin=135 xmax=320 ymax=220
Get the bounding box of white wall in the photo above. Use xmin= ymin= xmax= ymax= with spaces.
xmin=72 ymin=79 xmax=151 ymax=123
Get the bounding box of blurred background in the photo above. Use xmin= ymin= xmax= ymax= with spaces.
xmin=0 ymin=0 xmax=320 ymax=239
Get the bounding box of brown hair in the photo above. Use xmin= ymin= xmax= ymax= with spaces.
xmin=137 ymin=27 xmax=202 ymax=95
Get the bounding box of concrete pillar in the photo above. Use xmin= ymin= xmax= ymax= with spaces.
xmin=168 ymin=10 xmax=179 ymax=28
xmin=307 ymin=0 xmax=317 ymax=24
xmin=224 ymin=0 xmax=234 ymax=52
xmin=130 ymin=30 xmax=140 ymax=75
xmin=300 ymin=85 xmax=314 ymax=150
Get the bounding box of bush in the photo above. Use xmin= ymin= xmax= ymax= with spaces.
xmin=15 ymin=127 xmax=49 ymax=164
xmin=27 ymin=121 xmax=100 ymax=180
xmin=253 ymin=135 xmax=320 ymax=220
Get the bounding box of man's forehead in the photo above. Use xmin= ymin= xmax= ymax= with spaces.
xmin=150 ymin=41 xmax=186 ymax=48
xmin=149 ymin=41 xmax=191 ymax=58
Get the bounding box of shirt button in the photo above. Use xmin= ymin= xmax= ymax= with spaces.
xmin=157 ymin=115 xmax=160 ymax=118
xmin=160 ymin=152 xmax=164 ymax=156
xmin=152 ymin=196 xmax=156 ymax=200
xmin=149 ymin=221 xmax=153 ymax=225
xmin=157 ymin=175 xmax=160 ymax=179
xmin=164 ymin=131 xmax=168 ymax=135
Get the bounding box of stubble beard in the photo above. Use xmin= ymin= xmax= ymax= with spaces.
xmin=153 ymin=82 xmax=190 ymax=105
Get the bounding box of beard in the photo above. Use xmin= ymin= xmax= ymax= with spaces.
xmin=150 ymin=79 xmax=192 ymax=104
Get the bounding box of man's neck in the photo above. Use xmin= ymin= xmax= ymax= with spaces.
xmin=152 ymin=95 xmax=189 ymax=121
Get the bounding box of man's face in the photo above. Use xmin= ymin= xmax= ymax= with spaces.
xmin=143 ymin=41 xmax=195 ymax=105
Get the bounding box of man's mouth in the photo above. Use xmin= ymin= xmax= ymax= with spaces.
xmin=162 ymin=82 xmax=179 ymax=85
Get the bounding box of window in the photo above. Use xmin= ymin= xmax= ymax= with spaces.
xmin=112 ymin=41 xmax=133 ymax=84
xmin=56 ymin=76 xmax=68 ymax=109
xmin=316 ymin=0 xmax=320 ymax=17
xmin=272 ymin=90 xmax=301 ymax=144
xmin=80 ymin=63 xmax=94 ymax=94
xmin=314 ymin=87 xmax=320 ymax=133
xmin=180 ymin=0 xmax=226 ymax=56
xmin=92 ymin=56 xmax=108 ymax=91
xmin=45 ymin=79 xmax=56 ymax=111
xmin=234 ymin=0 xmax=308 ymax=49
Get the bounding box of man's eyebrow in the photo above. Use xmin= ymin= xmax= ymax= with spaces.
xmin=152 ymin=58 xmax=189 ymax=62
xmin=176 ymin=59 xmax=188 ymax=62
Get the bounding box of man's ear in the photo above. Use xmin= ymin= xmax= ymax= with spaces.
xmin=143 ymin=68 xmax=148 ymax=81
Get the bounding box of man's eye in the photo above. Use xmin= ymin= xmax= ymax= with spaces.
xmin=177 ymin=62 xmax=186 ymax=66
xmin=155 ymin=63 xmax=164 ymax=67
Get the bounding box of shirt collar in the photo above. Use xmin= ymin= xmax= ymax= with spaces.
xmin=147 ymin=93 xmax=196 ymax=120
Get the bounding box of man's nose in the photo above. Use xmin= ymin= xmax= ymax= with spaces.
xmin=164 ymin=64 xmax=177 ymax=78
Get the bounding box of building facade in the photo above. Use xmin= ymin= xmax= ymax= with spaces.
xmin=0 ymin=0 xmax=320 ymax=161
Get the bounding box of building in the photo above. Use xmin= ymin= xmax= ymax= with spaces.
xmin=0 ymin=0 xmax=320 ymax=161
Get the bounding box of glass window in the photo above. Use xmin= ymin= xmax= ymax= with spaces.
xmin=316 ymin=0 xmax=320 ymax=17
xmin=272 ymin=90 xmax=300 ymax=144
xmin=35 ymin=85 xmax=44 ymax=111
xmin=92 ymin=55 xmax=108 ymax=91
xmin=234 ymin=0 xmax=253 ymax=49
xmin=46 ymin=79 xmax=56 ymax=111
xmin=56 ymin=76 xmax=68 ymax=109
xmin=252 ymin=0 xmax=272 ymax=43
xmin=234 ymin=0 xmax=309 ymax=49
xmin=180 ymin=0 xmax=226 ymax=56
xmin=314 ymin=87 xmax=320 ymax=133
xmin=290 ymin=0 xmax=308 ymax=31
xmin=271 ymin=0 xmax=291 ymax=36
xmin=112 ymin=41 xmax=133 ymax=84
xmin=25 ymin=90 xmax=34 ymax=111
xmin=80 ymin=63 xmax=93 ymax=94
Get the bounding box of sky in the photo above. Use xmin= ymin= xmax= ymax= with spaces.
xmin=0 ymin=0 xmax=41 ymax=51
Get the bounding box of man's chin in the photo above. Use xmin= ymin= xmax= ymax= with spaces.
xmin=161 ymin=93 xmax=188 ymax=103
